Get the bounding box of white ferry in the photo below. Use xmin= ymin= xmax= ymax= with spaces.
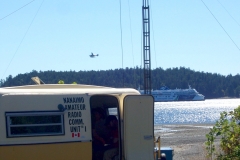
xmin=140 ymin=85 xmax=205 ymax=102
xmin=0 ymin=84 xmax=162 ymax=160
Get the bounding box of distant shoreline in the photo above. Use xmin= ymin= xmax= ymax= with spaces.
xmin=207 ymin=97 xmax=240 ymax=100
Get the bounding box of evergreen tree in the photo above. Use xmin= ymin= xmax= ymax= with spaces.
xmin=1 ymin=67 xmax=240 ymax=99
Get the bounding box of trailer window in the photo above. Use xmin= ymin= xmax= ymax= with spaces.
xmin=6 ymin=112 xmax=64 ymax=137
xmin=108 ymin=108 xmax=118 ymax=116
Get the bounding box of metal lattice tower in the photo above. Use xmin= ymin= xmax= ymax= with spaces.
xmin=142 ymin=0 xmax=151 ymax=94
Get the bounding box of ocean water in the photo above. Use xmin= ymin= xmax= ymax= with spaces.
xmin=154 ymin=99 xmax=240 ymax=125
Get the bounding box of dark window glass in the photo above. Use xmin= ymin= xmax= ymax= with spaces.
xmin=10 ymin=115 xmax=61 ymax=125
xmin=11 ymin=125 xmax=62 ymax=135
xmin=6 ymin=113 xmax=64 ymax=137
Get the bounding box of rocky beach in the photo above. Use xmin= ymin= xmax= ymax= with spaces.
xmin=154 ymin=124 xmax=217 ymax=160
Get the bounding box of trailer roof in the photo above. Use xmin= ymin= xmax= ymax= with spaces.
xmin=0 ymin=84 xmax=140 ymax=95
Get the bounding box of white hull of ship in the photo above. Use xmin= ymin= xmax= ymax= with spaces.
xmin=139 ymin=86 xmax=205 ymax=102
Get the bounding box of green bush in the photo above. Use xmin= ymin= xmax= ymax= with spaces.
xmin=205 ymin=106 xmax=240 ymax=159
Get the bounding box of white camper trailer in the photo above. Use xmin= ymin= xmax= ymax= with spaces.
xmin=0 ymin=84 xmax=154 ymax=160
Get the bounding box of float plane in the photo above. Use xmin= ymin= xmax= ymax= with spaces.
xmin=89 ymin=52 xmax=99 ymax=58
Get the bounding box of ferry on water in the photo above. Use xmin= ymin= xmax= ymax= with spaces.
xmin=139 ymin=85 xmax=205 ymax=102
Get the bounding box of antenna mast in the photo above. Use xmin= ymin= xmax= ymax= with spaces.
xmin=142 ymin=0 xmax=151 ymax=94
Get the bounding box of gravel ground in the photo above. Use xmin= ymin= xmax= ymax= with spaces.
xmin=154 ymin=124 xmax=218 ymax=160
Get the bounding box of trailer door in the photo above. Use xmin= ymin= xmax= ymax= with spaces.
xmin=123 ymin=95 xmax=154 ymax=160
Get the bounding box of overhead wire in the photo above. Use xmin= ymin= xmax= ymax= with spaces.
xmin=119 ymin=0 xmax=124 ymax=87
xmin=140 ymin=15 xmax=143 ymax=90
xmin=0 ymin=0 xmax=36 ymax=21
xmin=127 ymin=0 xmax=134 ymax=68
xmin=149 ymin=0 xmax=158 ymax=68
xmin=140 ymin=2 xmax=143 ymax=90
xmin=201 ymin=0 xmax=240 ymax=52
xmin=1 ymin=0 xmax=44 ymax=79
xmin=127 ymin=0 xmax=136 ymax=88
xmin=217 ymin=0 xmax=240 ymax=28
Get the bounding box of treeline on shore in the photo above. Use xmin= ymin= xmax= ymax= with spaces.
xmin=1 ymin=67 xmax=240 ymax=99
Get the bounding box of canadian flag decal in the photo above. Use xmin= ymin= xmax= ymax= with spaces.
xmin=72 ymin=132 xmax=80 ymax=138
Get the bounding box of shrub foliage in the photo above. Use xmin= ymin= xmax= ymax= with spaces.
xmin=205 ymin=106 xmax=240 ymax=159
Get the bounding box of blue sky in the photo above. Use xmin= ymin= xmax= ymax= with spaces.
xmin=1 ymin=0 xmax=240 ymax=80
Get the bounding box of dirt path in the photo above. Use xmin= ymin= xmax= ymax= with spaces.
xmin=154 ymin=124 xmax=216 ymax=160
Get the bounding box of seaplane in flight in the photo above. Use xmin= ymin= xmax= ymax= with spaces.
xmin=89 ymin=52 xmax=99 ymax=58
